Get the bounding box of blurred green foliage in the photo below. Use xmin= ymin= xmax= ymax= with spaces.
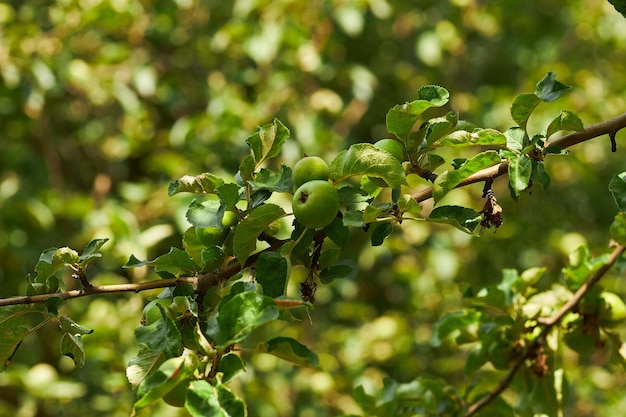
xmin=0 ymin=0 xmax=625 ymax=416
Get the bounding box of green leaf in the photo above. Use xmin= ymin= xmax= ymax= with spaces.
xmin=79 ymin=238 xmax=109 ymax=263
xmin=330 ymin=143 xmax=406 ymax=188
xmin=58 ymin=315 xmax=94 ymax=335
xmin=218 ymin=353 xmax=246 ymax=384
xmin=257 ymin=336 xmax=319 ymax=367
xmin=233 ymin=203 xmax=285 ymax=265
xmin=123 ymin=248 xmax=197 ymax=276
xmin=506 ymin=153 xmax=533 ymax=196
xmin=609 ymin=172 xmax=626 ymax=211
xmin=204 ymin=291 xmax=279 ymax=349
xmin=608 ymin=0 xmax=626 ymax=18
xmin=0 ymin=305 xmax=50 ymax=371
xmin=186 ymin=199 xmax=223 ymax=228
xmin=248 ymin=165 xmax=293 ymax=193
xmin=371 ymin=222 xmax=394 ymax=246
xmin=504 ymin=127 xmax=526 ymax=152
xmin=133 ymin=353 xmax=199 ymax=414
xmin=186 ymin=380 xmax=246 ymax=417
xmin=60 ymin=332 xmax=87 ymax=367
xmin=168 ymin=172 xmax=225 ymax=196
xmin=397 ymin=194 xmax=422 ymax=217
xmin=419 ymin=153 xmax=445 ymax=172
xmin=386 ymin=86 xmax=449 ymax=139
xmin=546 ymin=110 xmax=584 ymax=139
xmin=324 ymin=216 xmax=350 ymax=246
xmin=531 ymin=161 xmax=551 ymax=190
xmin=423 ymin=111 xmax=458 ymax=146
xmin=134 ymin=304 xmax=182 ymax=358
xmin=319 ymin=264 xmax=354 ymax=284
xmin=534 ymin=71 xmax=572 ymax=102
xmin=431 ymin=310 xmax=481 ymax=347
xmin=216 ymin=183 xmax=243 ymax=210
xmin=427 ymin=206 xmax=481 ymax=235
xmin=246 ymin=118 xmax=290 ymax=166
xmin=432 ymin=151 xmax=501 ymax=203
xmin=563 ymin=245 xmax=610 ymax=290
xmin=610 ymin=212 xmax=626 ymax=245
xmin=256 ymin=252 xmax=288 ymax=298
xmin=510 ymin=93 xmax=540 ymax=131
xmin=435 ymin=128 xmax=506 ymax=147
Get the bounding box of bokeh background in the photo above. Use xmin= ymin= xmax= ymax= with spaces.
xmin=1 ymin=0 xmax=625 ymax=415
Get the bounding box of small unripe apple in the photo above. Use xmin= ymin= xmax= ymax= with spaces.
xmin=598 ymin=291 xmax=626 ymax=328
xmin=195 ymin=211 xmax=239 ymax=247
xmin=292 ymin=156 xmax=330 ymax=189
xmin=292 ymin=180 xmax=339 ymax=228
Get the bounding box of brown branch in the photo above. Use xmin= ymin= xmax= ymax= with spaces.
xmin=462 ymin=243 xmax=626 ymax=417
xmin=412 ymin=112 xmax=626 ymax=203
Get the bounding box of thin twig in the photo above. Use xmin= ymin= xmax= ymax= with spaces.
xmin=462 ymin=243 xmax=626 ymax=417
xmin=412 ymin=112 xmax=626 ymax=203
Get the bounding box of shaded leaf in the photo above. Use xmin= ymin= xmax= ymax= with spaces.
xmin=0 ymin=305 xmax=50 ymax=371
xmin=257 ymin=336 xmax=319 ymax=367
xmin=60 ymin=333 xmax=86 ymax=367
xmin=218 ymin=353 xmax=247 ymax=384
xmin=506 ymin=153 xmax=533 ymax=196
xmin=186 ymin=199 xmax=223 ymax=228
xmin=319 ymin=264 xmax=353 ymax=284
xmin=432 ymin=151 xmax=501 ymax=203
xmin=427 ymin=206 xmax=481 ymax=235
xmin=608 ymin=0 xmax=626 ymax=18
xmin=329 ymin=143 xmax=406 ymax=188
xmin=256 ymin=252 xmax=288 ymax=298
xmin=609 ymin=172 xmax=626 ymax=211
xmin=371 ymin=222 xmax=394 ymax=246
xmin=79 ymin=238 xmax=109 ymax=263
xmin=534 ymin=71 xmax=572 ymax=102
xmin=233 ymin=203 xmax=285 ymax=265
xmin=248 ymin=165 xmax=293 ymax=193
xmin=204 ymin=291 xmax=279 ymax=349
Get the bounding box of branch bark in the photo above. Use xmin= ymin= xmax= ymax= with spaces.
xmin=412 ymin=112 xmax=626 ymax=203
xmin=462 ymin=243 xmax=626 ymax=417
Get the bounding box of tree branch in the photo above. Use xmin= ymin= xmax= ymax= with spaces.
xmin=412 ymin=112 xmax=626 ymax=203
xmin=462 ymin=243 xmax=626 ymax=417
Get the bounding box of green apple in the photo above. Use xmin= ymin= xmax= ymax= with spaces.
xmin=598 ymin=291 xmax=626 ymax=328
xmin=195 ymin=210 xmax=239 ymax=247
xmin=292 ymin=180 xmax=340 ymax=228
xmin=142 ymin=298 xmax=171 ymax=326
xmin=368 ymin=139 xmax=405 ymax=187
xmin=292 ymin=156 xmax=330 ymax=189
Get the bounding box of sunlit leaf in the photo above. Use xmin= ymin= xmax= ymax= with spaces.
xmin=123 ymin=248 xmax=197 ymax=276
xmin=386 ymin=85 xmax=449 ymax=139
xmin=610 ymin=212 xmax=626 ymax=245
xmin=168 ymin=173 xmax=225 ymax=196
xmin=546 ymin=110 xmax=584 ymax=139
xmin=435 ymin=128 xmax=506 ymax=147
xmin=432 ymin=151 xmax=501 ymax=203
xmin=186 ymin=380 xmax=246 ymax=417
xmin=504 ymin=152 xmax=533 ymax=196
xmin=233 ymin=203 xmax=285 ymax=265
xmin=246 ymin=118 xmax=290 ymax=166
xmin=330 ymin=143 xmax=406 ymax=188
xmin=248 ymin=165 xmax=293 ymax=193
xmin=79 ymin=238 xmax=109 ymax=263
xmin=510 ymin=93 xmax=540 ymax=131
